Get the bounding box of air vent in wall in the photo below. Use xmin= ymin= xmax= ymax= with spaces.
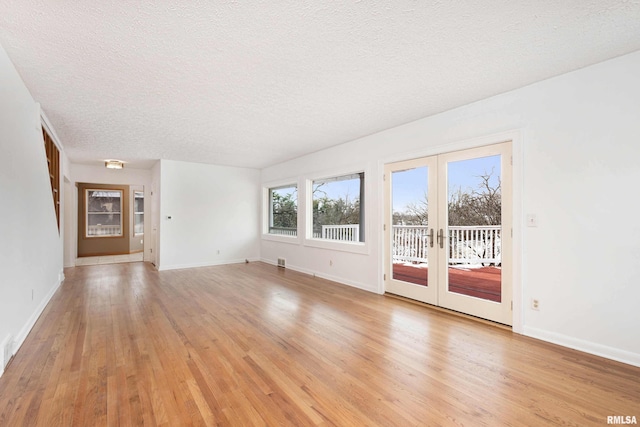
xmin=277 ymin=258 xmax=286 ymax=268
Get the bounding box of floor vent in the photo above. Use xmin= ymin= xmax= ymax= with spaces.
xmin=277 ymin=258 xmax=286 ymax=268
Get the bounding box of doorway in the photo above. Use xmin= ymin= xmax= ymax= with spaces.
xmin=384 ymin=142 xmax=512 ymax=325
xmin=77 ymin=182 xmax=145 ymax=259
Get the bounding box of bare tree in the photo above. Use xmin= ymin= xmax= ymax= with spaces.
xmin=402 ymin=192 xmax=429 ymax=225
xmin=396 ymin=169 xmax=501 ymax=226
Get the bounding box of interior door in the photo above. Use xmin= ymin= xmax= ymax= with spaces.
xmin=384 ymin=142 xmax=512 ymax=325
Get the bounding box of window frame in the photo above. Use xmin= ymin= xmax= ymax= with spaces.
xmin=303 ymin=168 xmax=369 ymax=254
xmin=262 ymin=180 xmax=301 ymax=244
xmin=133 ymin=191 xmax=144 ymax=237
xmin=85 ymin=188 xmax=124 ymax=238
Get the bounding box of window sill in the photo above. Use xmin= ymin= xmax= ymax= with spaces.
xmin=261 ymin=233 xmax=301 ymax=245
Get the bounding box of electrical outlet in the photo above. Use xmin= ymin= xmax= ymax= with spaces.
xmin=329 ymin=260 xmax=333 ymax=266
xmin=531 ymin=299 xmax=540 ymax=311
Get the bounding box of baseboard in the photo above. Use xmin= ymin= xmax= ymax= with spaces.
xmin=14 ymin=270 xmax=64 ymax=353
xmin=523 ymin=326 xmax=640 ymax=368
xmin=259 ymin=258 xmax=377 ymax=293
xmin=158 ymin=257 xmax=261 ymax=271
xmin=0 ymin=334 xmax=13 ymax=376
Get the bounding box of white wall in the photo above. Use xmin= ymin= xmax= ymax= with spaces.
xmin=0 ymin=44 xmax=65 ymax=375
xmin=261 ymin=50 xmax=640 ymax=366
xmin=151 ymin=160 xmax=161 ymax=266
xmin=69 ymin=163 xmax=153 ymax=262
xmin=158 ymin=159 xmax=261 ymax=270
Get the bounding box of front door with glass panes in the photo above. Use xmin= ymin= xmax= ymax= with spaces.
xmin=384 ymin=142 xmax=512 ymax=325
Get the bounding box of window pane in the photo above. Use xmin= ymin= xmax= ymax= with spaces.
xmin=86 ymin=189 xmax=122 ymax=237
xmin=134 ymin=191 xmax=144 ymax=235
xmin=269 ymin=185 xmax=297 ymax=236
xmin=134 ymin=191 xmax=144 ymax=213
xmin=87 ymin=213 xmax=122 ymax=226
xmin=312 ymin=173 xmax=364 ymax=242
xmin=134 ymin=213 xmax=144 ymax=235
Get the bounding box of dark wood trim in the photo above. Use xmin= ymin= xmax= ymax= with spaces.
xmin=42 ymin=126 xmax=60 ymax=232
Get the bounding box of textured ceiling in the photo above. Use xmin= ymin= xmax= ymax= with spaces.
xmin=1 ymin=1 xmax=640 ymax=170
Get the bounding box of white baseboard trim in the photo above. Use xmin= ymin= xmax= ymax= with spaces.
xmin=158 ymin=257 xmax=261 ymax=271
xmin=0 ymin=334 xmax=13 ymax=376
xmin=260 ymin=258 xmax=377 ymax=294
xmin=523 ymin=326 xmax=640 ymax=368
xmin=0 ymin=269 xmax=64 ymax=378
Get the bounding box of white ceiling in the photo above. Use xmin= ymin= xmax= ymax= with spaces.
xmin=1 ymin=1 xmax=640 ymax=170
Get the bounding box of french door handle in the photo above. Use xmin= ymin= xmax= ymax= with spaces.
xmin=428 ymin=228 xmax=434 ymax=248
xmin=437 ymin=228 xmax=445 ymax=249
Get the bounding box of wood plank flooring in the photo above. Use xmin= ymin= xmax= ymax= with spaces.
xmin=0 ymin=261 xmax=638 ymax=426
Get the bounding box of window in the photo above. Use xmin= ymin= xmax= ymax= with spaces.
xmin=268 ymin=185 xmax=297 ymax=236
xmin=312 ymin=172 xmax=364 ymax=242
xmin=86 ymin=189 xmax=123 ymax=237
xmin=134 ymin=191 xmax=144 ymax=236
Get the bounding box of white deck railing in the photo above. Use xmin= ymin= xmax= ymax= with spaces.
xmin=87 ymin=224 xmax=122 ymax=236
xmin=393 ymin=225 xmax=501 ymax=265
xmin=448 ymin=225 xmax=501 ymax=265
xmin=269 ymin=227 xmax=298 ymax=236
xmin=269 ymin=223 xmax=500 ymax=265
xmin=393 ymin=225 xmax=429 ymax=263
xmin=322 ymin=224 xmax=359 ymax=242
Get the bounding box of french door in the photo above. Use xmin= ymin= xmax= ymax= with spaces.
xmin=384 ymin=142 xmax=512 ymax=325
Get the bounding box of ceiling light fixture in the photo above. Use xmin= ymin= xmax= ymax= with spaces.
xmin=105 ymin=160 xmax=124 ymax=169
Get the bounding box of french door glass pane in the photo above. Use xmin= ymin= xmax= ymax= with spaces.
xmin=446 ymin=155 xmax=502 ymax=302
xmin=391 ymin=167 xmax=429 ymax=287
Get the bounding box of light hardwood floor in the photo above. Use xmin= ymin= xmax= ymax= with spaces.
xmin=0 ymin=262 xmax=638 ymax=426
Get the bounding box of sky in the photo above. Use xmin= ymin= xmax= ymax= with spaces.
xmin=392 ymin=154 xmax=501 ymax=213
xmin=313 ymin=177 xmax=361 ymax=202
xmin=272 ymin=176 xmax=361 ymax=203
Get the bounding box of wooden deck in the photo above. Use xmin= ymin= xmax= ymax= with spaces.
xmin=0 ymin=261 xmax=638 ymax=425
xmin=393 ymin=263 xmax=502 ymax=302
